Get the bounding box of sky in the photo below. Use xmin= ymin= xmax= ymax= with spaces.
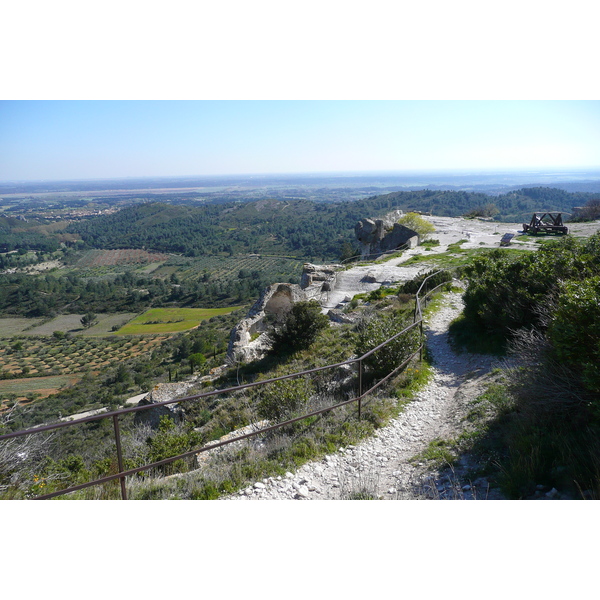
xmin=1 ymin=100 xmax=599 ymax=181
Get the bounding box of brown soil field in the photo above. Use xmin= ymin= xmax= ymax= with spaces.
xmin=0 ymin=374 xmax=81 ymax=407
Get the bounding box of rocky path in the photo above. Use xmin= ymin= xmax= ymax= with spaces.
xmin=321 ymin=214 xmax=536 ymax=311
xmin=322 ymin=262 xmax=424 ymax=310
xmin=225 ymin=292 xmax=507 ymax=500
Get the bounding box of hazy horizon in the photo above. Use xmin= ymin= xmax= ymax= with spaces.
xmin=3 ymin=166 xmax=600 ymax=185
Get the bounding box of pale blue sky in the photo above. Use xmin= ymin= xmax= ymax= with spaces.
xmin=1 ymin=101 xmax=599 ymax=182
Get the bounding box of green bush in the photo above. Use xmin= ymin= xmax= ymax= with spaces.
xmin=355 ymin=310 xmax=420 ymax=379
xmin=462 ymin=234 xmax=600 ymax=336
xmin=268 ymin=301 xmax=329 ymax=355
xmin=397 ymin=213 xmax=435 ymax=241
xmin=548 ymin=276 xmax=600 ymax=396
xmin=256 ymin=376 xmax=314 ymax=422
xmin=146 ymin=416 xmax=202 ymax=475
xmin=398 ymin=269 xmax=452 ymax=295
xmin=189 ymin=352 xmax=207 ymax=374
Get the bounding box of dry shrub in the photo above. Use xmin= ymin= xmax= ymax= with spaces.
xmin=506 ymin=327 xmax=593 ymax=414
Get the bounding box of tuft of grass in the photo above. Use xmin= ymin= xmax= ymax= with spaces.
xmin=412 ymin=438 xmax=457 ymax=468
xmin=420 ymin=239 xmax=440 ymax=248
xmin=394 ymin=359 xmax=433 ymax=400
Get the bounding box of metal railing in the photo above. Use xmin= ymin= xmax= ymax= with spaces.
xmin=0 ymin=269 xmax=455 ymax=500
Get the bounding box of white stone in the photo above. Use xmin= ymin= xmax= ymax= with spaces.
xmin=296 ymin=486 xmax=310 ymax=498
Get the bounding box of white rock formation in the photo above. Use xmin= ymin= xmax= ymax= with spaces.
xmin=227 ymin=263 xmax=341 ymax=363
xmin=355 ymin=213 xmax=419 ymax=258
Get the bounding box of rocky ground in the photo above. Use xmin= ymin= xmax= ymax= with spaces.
xmin=322 ymin=215 xmax=552 ymax=311
xmin=225 ymin=291 xmax=510 ymax=501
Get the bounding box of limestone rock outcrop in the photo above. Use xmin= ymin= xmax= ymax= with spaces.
xmin=300 ymin=263 xmax=339 ymax=294
xmin=227 ymin=263 xmax=342 ymax=363
xmin=134 ymin=383 xmax=187 ymax=428
xmin=355 ymin=212 xmax=419 ymax=258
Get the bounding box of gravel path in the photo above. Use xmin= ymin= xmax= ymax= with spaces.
xmin=225 ymin=292 xmax=507 ymax=500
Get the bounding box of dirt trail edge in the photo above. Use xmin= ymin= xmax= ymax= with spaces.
xmin=225 ymin=291 xmax=507 ymax=500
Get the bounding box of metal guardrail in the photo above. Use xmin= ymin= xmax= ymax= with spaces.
xmin=339 ymin=242 xmax=413 ymax=267
xmin=0 ymin=268 xmax=455 ymax=500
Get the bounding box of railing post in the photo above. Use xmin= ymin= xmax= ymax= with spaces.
xmin=112 ymin=414 xmax=127 ymax=500
xmin=419 ymin=319 xmax=424 ymax=362
xmin=358 ymin=358 xmax=363 ymax=419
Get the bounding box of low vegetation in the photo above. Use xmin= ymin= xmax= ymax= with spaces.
xmin=448 ymin=233 xmax=600 ymax=499
xmin=396 ymin=212 xmax=436 ymax=241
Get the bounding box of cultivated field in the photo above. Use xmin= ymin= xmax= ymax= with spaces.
xmin=0 ymin=335 xmax=168 ymax=378
xmin=0 ymin=317 xmax=45 ymax=336
xmin=75 ymin=248 xmax=170 ymax=267
xmin=0 ymin=374 xmax=81 ymax=406
xmin=19 ymin=313 xmax=138 ymax=336
xmin=115 ymin=307 xmax=243 ymax=334
xmin=152 ymin=254 xmax=303 ymax=283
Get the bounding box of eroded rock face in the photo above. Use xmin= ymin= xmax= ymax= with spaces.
xmin=355 ymin=218 xmax=384 ymax=246
xmin=300 ymin=263 xmax=339 ymax=293
xmin=355 ymin=213 xmax=419 ymax=258
xmin=381 ymin=223 xmax=419 ymax=252
xmin=134 ymin=383 xmax=187 ymax=428
xmin=227 ymin=263 xmax=341 ymax=363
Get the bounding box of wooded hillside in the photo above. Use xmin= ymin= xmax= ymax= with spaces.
xmin=66 ymin=188 xmax=600 ymax=258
